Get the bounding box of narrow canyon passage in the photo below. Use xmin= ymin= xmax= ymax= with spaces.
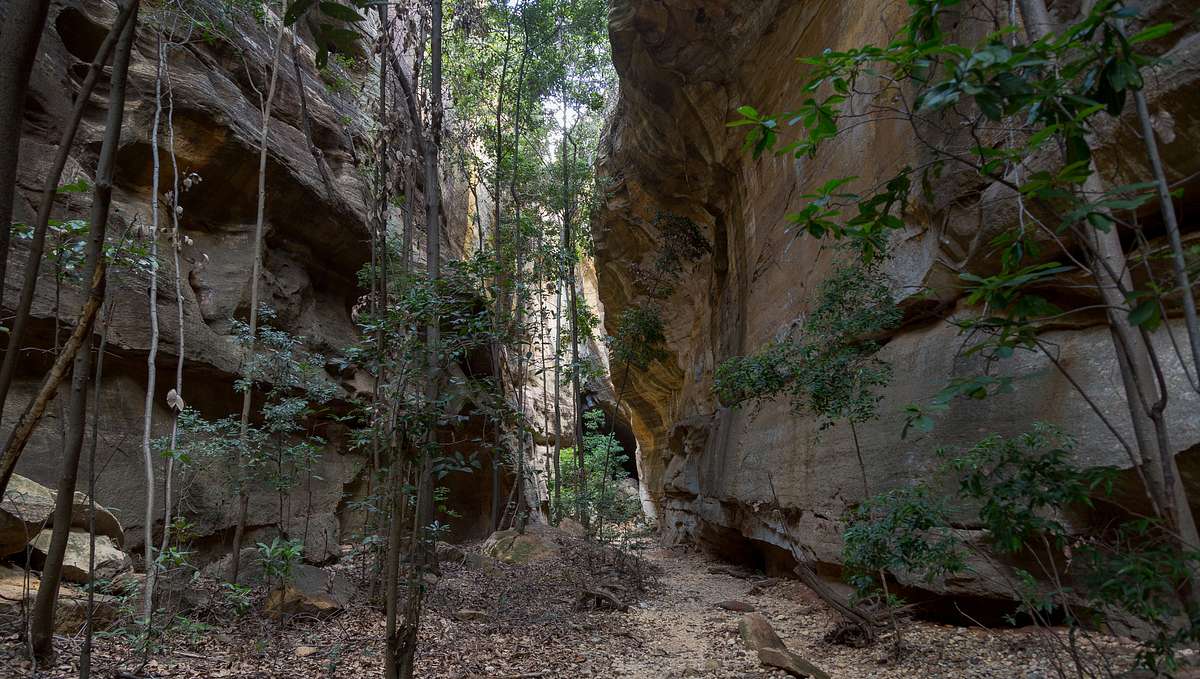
xmin=1 ymin=532 xmax=1144 ymax=678
xmin=1 ymin=0 xmax=1199 ymax=677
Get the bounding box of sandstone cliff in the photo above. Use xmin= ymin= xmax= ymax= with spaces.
xmin=3 ymin=0 xmax=591 ymax=561
xmin=594 ymin=0 xmax=1200 ymax=598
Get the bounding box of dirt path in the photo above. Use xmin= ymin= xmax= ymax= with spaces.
xmin=1 ymin=540 xmax=1143 ymax=678
xmin=597 ymin=548 xmax=1137 ymax=679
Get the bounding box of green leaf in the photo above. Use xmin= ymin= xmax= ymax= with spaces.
xmin=284 ymin=0 xmax=318 ymax=25
xmin=1128 ymin=300 xmax=1161 ymax=330
xmin=319 ymin=1 xmax=364 ymax=21
xmin=1129 ymin=23 xmax=1173 ymax=44
xmin=319 ymin=25 xmax=361 ymax=54
xmin=56 ymin=179 xmax=90 ymax=194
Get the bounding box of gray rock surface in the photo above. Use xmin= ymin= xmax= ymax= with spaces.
xmin=594 ymin=0 xmax=1200 ymax=599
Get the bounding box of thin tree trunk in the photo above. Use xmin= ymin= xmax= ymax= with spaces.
xmin=140 ymin=39 xmax=164 ymax=626
xmin=1018 ymin=0 xmax=1200 ymax=584
xmin=564 ymin=129 xmax=586 ymax=530
xmin=0 ymin=0 xmax=51 ymax=314
xmin=79 ymin=299 xmax=114 ymax=679
xmin=504 ymin=3 xmax=532 ymax=530
xmin=487 ymin=10 xmax=514 ymax=533
xmin=159 ymin=46 xmax=184 ymax=578
xmin=552 ymin=84 xmax=569 ymax=524
xmin=0 ymin=0 xmax=136 ymax=472
xmin=383 ymin=455 xmax=407 ymax=679
xmin=230 ymin=13 xmax=288 ymax=584
xmin=29 ymin=2 xmax=138 ymax=660
xmin=1130 ymin=85 xmax=1200 ymax=384
xmin=552 ymin=279 xmax=563 ymax=522
xmin=290 ymin=34 xmax=336 ymax=201
xmin=396 ymin=3 xmax=442 ymax=676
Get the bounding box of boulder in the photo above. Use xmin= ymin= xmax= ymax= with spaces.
xmin=558 ymin=517 xmax=587 ymax=537
xmin=2 ymin=475 xmax=126 ymax=558
xmin=0 ymin=565 xmax=120 ymax=633
xmin=738 ymin=612 xmax=829 ymax=679
xmin=68 ymin=491 xmax=125 ymax=547
xmin=435 ymin=541 xmax=466 ymax=564
xmin=29 ymin=529 xmax=132 ymax=584
xmin=52 ymin=588 xmax=122 ymax=634
xmin=265 ymin=584 xmax=342 ymax=619
xmin=757 ymin=646 xmax=830 ymax=679
xmin=482 ymin=526 xmax=560 ymax=565
xmin=203 ymin=547 xmax=355 ymax=606
xmin=0 ymin=564 xmax=34 ymax=610
xmin=738 ymin=612 xmax=786 ymax=651
xmin=0 ymin=475 xmax=55 ymax=556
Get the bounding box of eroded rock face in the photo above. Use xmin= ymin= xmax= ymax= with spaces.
xmin=2 ymin=0 xmax=498 ymax=561
xmin=595 ymin=0 xmax=1200 ymax=599
xmin=5 ymin=0 xmax=596 ymax=566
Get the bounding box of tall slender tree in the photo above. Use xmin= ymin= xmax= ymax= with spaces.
xmin=229 ymin=9 xmax=289 ymax=584
xmin=29 ymin=0 xmax=140 ymax=661
xmin=0 ymin=0 xmax=51 ymax=313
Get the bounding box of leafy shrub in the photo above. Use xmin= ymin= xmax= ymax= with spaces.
xmin=256 ymin=537 xmax=304 ymax=586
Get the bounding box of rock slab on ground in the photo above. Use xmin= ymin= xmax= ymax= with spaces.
xmin=481 ymin=526 xmax=560 ymax=565
xmin=203 ymin=547 xmax=356 ymax=606
xmin=739 ymin=612 xmax=829 ymax=679
xmin=0 ymin=565 xmax=120 ymax=633
xmin=29 ymin=530 xmax=131 ymax=584
xmin=0 ymin=475 xmax=55 ymax=556
xmin=265 ymin=584 xmax=342 ymax=619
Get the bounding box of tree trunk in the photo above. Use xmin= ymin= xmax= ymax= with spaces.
xmin=0 ymin=0 xmax=136 ymax=478
xmin=395 ymin=3 xmax=442 ymax=676
xmin=79 ymin=300 xmax=114 ymax=679
xmin=0 ymin=0 xmax=51 ymax=313
xmin=229 ymin=13 xmax=288 ymax=584
xmin=1129 ymin=83 xmax=1200 ymax=385
xmin=139 ymin=39 xmax=165 ymax=625
xmin=1017 ymin=0 xmax=1200 ymax=578
xmin=159 ymin=45 xmax=185 ymax=587
xmin=29 ymin=2 xmax=138 ymax=660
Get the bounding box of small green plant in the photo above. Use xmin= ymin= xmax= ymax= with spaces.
xmin=221 ymin=583 xmax=253 ymax=616
xmin=168 ymin=615 xmax=213 ymax=644
xmin=842 ymin=485 xmax=965 ymax=652
xmin=842 ymin=486 xmax=965 ymax=597
xmin=558 ymin=409 xmax=641 ymax=541
xmin=256 ymin=537 xmax=304 ymax=586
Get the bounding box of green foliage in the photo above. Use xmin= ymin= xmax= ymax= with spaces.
xmin=283 ymin=0 xmax=370 ymax=67
xmin=714 ymin=260 xmax=900 ymax=430
xmin=557 ymin=409 xmax=641 ymax=540
xmin=947 ymin=424 xmax=1114 ymax=553
xmin=1082 ymin=521 xmax=1200 ymax=675
xmin=232 ymin=307 xmax=335 ymax=495
xmin=846 ymin=424 xmax=1198 ymax=673
xmin=842 ymin=485 xmax=965 ymax=602
xmin=256 ymin=536 xmax=305 ymax=586
xmin=220 ymin=582 xmax=253 ymax=616
xmin=609 ymin=305 xmax=668 ymax=372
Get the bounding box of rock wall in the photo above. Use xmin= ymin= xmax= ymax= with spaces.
xmin=3 ymin=0 xmax=573 ymax=561
xmin=595 ymin=0 xmax=1200 ymax=598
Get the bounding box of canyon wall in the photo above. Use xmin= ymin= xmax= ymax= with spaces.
xmin=4 ymin=0 xmax=588 ymax=561
xmin=595 ymin=0 xmax=1200 ymax=598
